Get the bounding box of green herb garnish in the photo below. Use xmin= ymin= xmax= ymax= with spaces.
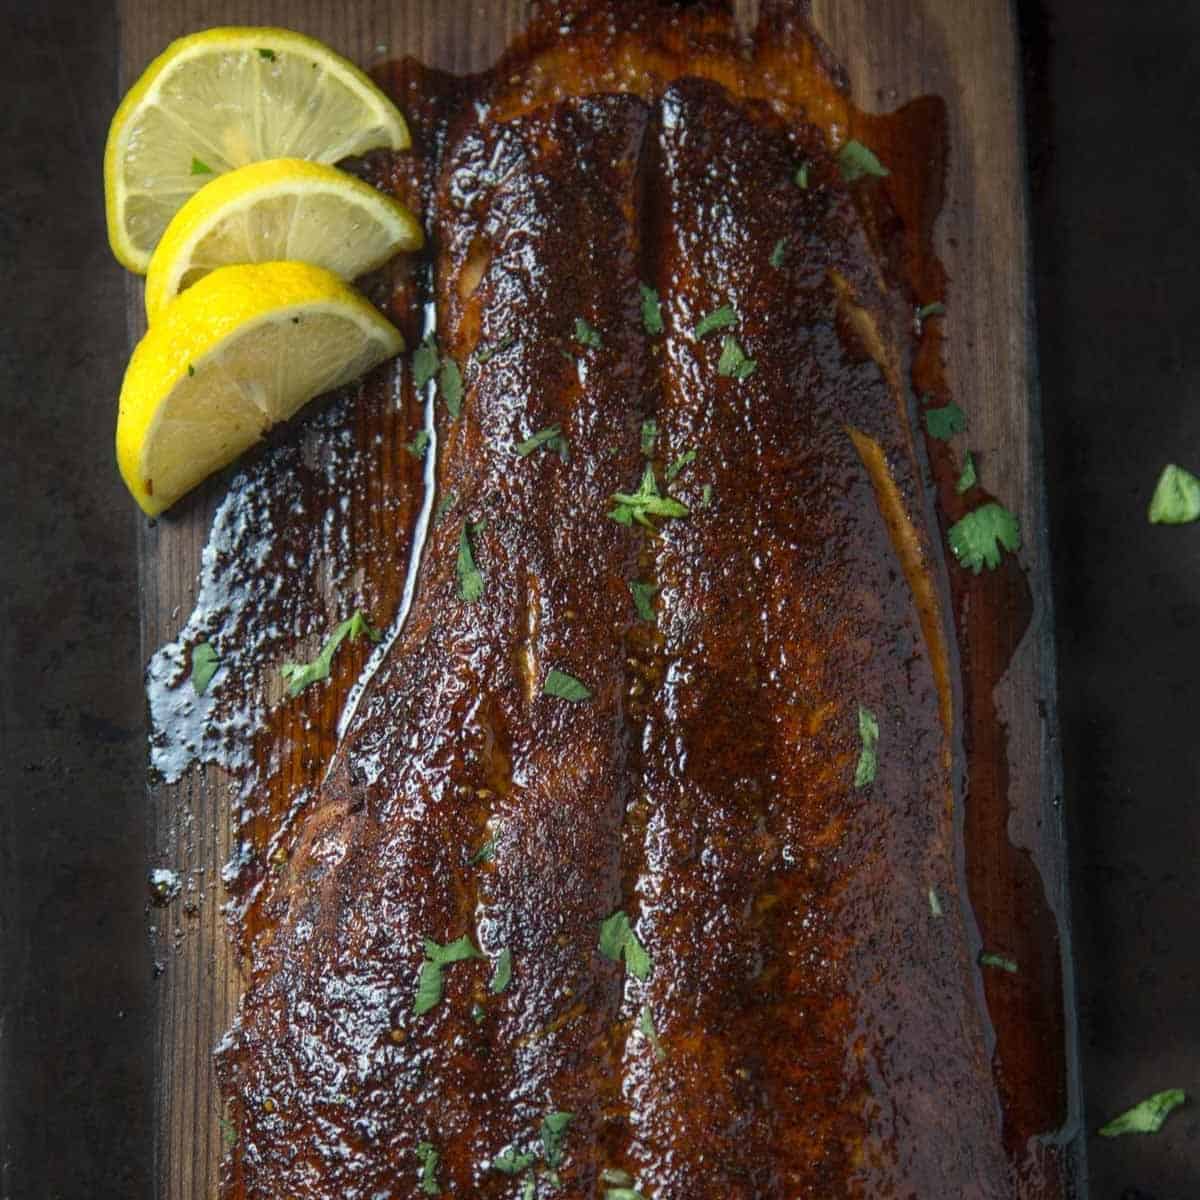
xmin=1098 ymin=1089 xmax=1187 ymax=1138
xmin=404 ymin=430 xmax=431 ymax=459
xmin=413 ymin=934 xmax=484 ymax=1015
xmin=457 ymin=521 xmax=484 ymax=602
xmin=949 ymin=503 xmax=1021 ymax=573
xmin=540 ymin=1111 xmax=574 ymax=1168
xmin=1148 ymin=463 xmax=1200 ymax=524
xmin=928 ymin=886 xmax=944 ymax=918
xmin=219 ymin=1115 xmax=238 ymax=1148
xmin=609 ymin=464 xmax=689 ymax=528
xmin=924 ymin=402 xmax=966 ymax=440
xmin=191 ymin=642 xmax=219 ymax=695
xmin=469 ymin=835 xmax=497 ymax=865
xmin=793 ymin=161 xmax=810 ymax=188
xmin=693 ymin=304 xmax=736 ymax=339
xmin=628 ymin=580 xmax=658 ymax=622
xmin=638 ymin=1004 xmax=665 ymax=1061
xmin=769 ymin=238 xmax=788 ymax=268
xmin=187 ymin=363 xmax=195 ymax=376
xmin=640 ymin=420 xmax=657 ymax=457
xmin=435 ymin=491 xmax=457 ymax=522
xmin=416 ymin=1141 xmax=440 ymax=1195
xmin=700 ymin=483 xmax=713 ymax=508
xmin=606 ymin=1190 xmax=648 ymax=1200
xmin=489 ymin=947 xmax=513 ymax=994
xmin=601 ymin=1169 xmax=635 ymax=1186
xmin=412 ymin=336 xmax=440 ymax=389
xmin=516 ymin=425 xmax=567 ymax=458
xmin=917 ymin=301 xmax=946 ymax=322
xmin=475 ymin=336 xmax=515 ymax=364
xmin=574 ymin=317 xmax=602 ymax=349
xmin=956 ymin=451 xmax=977 ymax=495
xmin=598 ymin=910 xmax=651 ymax=980
xmin=190 ymin=157 xmax=213 ymax=175
xmin=854 ymin=704 xmax=878 ymax=788
xmin=492 ymin=1147 xmax=537 ymax=1175
xmin=665 ymin=448 xmax=696 ymax=481
xmin=280 ymin=610 xmax=382 ymax=696
xmin=439 ymin=358 xmax=463 ymax=418
xmin=640 ymin=284 xmax=663 ymax=335
xmin=717 ymin=335 xmax=757 ymax=380
xmin=978 ymin=951 xmax=1018 ymax=974
xmin=543 ymin=668 xmax=591 ymax=702
xmin=838 ymin=139 xmax=889 ymax=182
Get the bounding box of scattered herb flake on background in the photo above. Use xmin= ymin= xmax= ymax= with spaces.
xmin=916 ymin=301 xmax=946 ymax=322
xmin=628 ymin=580 xmax=658 ymax=622
xmin=540 ymin=1111 xmax=574 ymax=1168
xmin=412 ymin=336 xmax=440 ymax=389
xmin=257 ymin=47 xmax=276 ymax=60
xmin=469 ymin=835 xmax=497 ymax=865
xmin=837 ymin=139 xmax=889 ymax=182
xmin=574 ymin=317 xmax=602 ymax=349
xmin=928 ymin=886 xmax=944 ymax=918
xmin=190 ymin=157 xmax=213 ymax=175
xmin=475 ymin=336 xmax=514 ymax=364
xmin=794 ymin=161 xmax=810 ymax=188
xmin=605 ymin=1190 xmax=649 ymax=1200
xmin=717 ymin=335 xmax=757 ymax=380
xmin=639 ymin=1004 xmax=666 ymax=1060
xmin=457 ymin=522 xmax=484 ymax=602
xmin=280 ymin=610 xmax=382 ymax=697
xmin=955 ymin=451 xmax=978 ymax=495
xmin=693 ymin=304 xmax=736 ymax=339
xmin=639 ymin=284 xmax=664 ymax=335
xmin=609 ymin=464 xmax=689 ymax=528
xmin=640 ymin=420 xmax=658 ymax=457
xmin=416 ymin=1141 xmax=440 ymax=1195
xmin=598 ymin=910 xmax=651 ymax=980
xmin=190 ymin=642 xmax=219 ymax=695
xmin=1098 ymin=1089 xmax=1187 ymax=1138
xmin=492 ymin=1147 xmax=537 ymax=1175
xmin=1148 ymin=463 xmax=1200 ymax=524
xmin=949 ymin=503 xmax=1021 ymax=573
xmin=853 ymin=704 xmax=879 ymax=788
xmin=516 ymin=425 xmax=567 ymax=458
xmin=439 ymin=357 xmax=463 ymax=417
xmin=543 ymin=668 xmax=591 ymax=702
xmin=413 ymin=935 xmax=484 ymax=1015
xmin=978 ymin=950 xmax=1018 ymax=974
xmin=489 ymin=947 xmax=513 ymax=994
xmin=404 ymin=430 xmax=430 ymax=459
xmin=924 ymin=402 xmax=966 ymax=440
xmin=666 ymin=448 xmax=696 ymax=481
xmin=769 ymin=237 xmax=788 ymax=268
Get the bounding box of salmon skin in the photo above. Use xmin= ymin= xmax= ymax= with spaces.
xmin=217 ymin=4 xmax=1018 ymax=1196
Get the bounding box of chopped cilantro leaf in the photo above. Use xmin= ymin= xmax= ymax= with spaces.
xmin=492 ymin=1147 xmax=537 ymax=1175
xmin=1098 ymin=1090 xmax=1187 ymax=1138
xmin=606 ymin=1190 xmax=648 ymax=1200
xmin=641 ymin=420 xmax=658 ymax=457
xmin=717 ymin=335 xmax=757 ymax=380
xmin=794 ymin=161 xmax=810 ymax=188
xmin=404 ymin=430 xmax=431 ymax=459
xmin=219 ymin=1115 xmax=238 ymax=1148
xmin=280 ymin=610 xmax=382 ymax=696
xmin=456 ymin=522 xmax=484 ymax=602
xmin=640 ymin=284 xmax=663 ymax=335
xmin=435 ymin=491 xmax=457 ymax=522
xmin=693 ymin=305 xmax=736 ymax=339
xmin=700 ymin=483 xmax=713 ymax=508
xmin=665 ymin=448 xmax=696 ymax=481
xmin=948 ymin=503 xmax=1021 ymax=573
xmin=190 ymin=157 xmax=213 ymax=175
xmin=187 ymin=363 xmax=195 ymax=376
xmin=439 ymin=358 xmax=463 ymax=418
xmin=598 ymin=910 xmax=651 ymax=980
xmin=574 ymin=317 xmax=602 ymax=349
xmin=924 ymin=402 xmax=966 ymax=440
xmin=609 ymin=463 xmax=690 ymax=528
xmin=257 ymin=47 xmax=276 ymax=61
xmin=413 ymin=935 xmax=484 ymax=1015
xmin=540 ymin=1111 xmax=574 ymax=1168
xmin=917 ymin=301 xmax=946 ymax=322
xmin=838 ymin=139 xmax=889 ymax=182
xmin=602 ymin=1169 xmax=635 ymax=1186
xmin=469 ymin=835 xmax=497 ymax=865
xmin=412 ymin=336 xmax=440 ymax=389
xmin=854 ymin=704 xmax=878 ymax=788
xmin=489 ymin=947 xmax=513 ymax=994
xmin=628 ymin=580 xmax=658 ymax=622
xmin=638 ymin=1004 xmax=665 ymax=1060
xmin=1148 ymin=463 xmax=1200 ymax=524
xmin=955 ymin=450 xmax=978 ymax=495
xmin=543 ymin=668 xmax=591 ymax=702
xmin=191 ymin=642 xmax=219 ymax=695
xmin=978 ymin=950 xmax=1018 ymax=974
xmin=516 ymin=425 xmax=567 ymax=458
xmin=475 ymin=335 xmax=515 ymax=364
xmin=769 ymin=237 xmax=788 ymax=268
xmin=928 ymin=886 xmax=944 ymax=918
xmin=416 ymin=1141 xmax=440 ymax=1195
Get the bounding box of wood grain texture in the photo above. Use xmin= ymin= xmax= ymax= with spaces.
xmin=118 ymin=1 xmax=1081 ymax=1195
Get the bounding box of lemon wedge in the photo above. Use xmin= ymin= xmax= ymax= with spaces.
xmin=144 ymin=159 xmax=423 ymax=322
xmin=117 ymin=261 xmax=402 ymax=515
xmin=105 ymin=27 xmax=411 ymax=273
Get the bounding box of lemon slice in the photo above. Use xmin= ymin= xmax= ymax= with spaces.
xmin=144 ymin=158 xmax=424 ymax=322
xmin=117 ymin=261 xmax=403 ymax=515
xmin=105 ymin=27 xmax=411 ymax=273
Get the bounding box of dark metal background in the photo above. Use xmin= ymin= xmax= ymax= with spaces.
xmin=0 ymin=2 xmax=1196 ymax=1197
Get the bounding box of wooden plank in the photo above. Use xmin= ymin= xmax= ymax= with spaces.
xmin=118 ymin=1 xmax=1079 ymax=1195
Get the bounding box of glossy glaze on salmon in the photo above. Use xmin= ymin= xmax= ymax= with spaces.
xmin=217 ymin=4 xmax=1018 ymax=1196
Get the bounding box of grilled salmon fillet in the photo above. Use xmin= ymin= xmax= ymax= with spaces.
xmin=217 ymin=4 xmax=1017 ymax=1195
